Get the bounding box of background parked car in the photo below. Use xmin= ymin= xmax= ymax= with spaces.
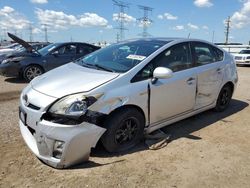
xmin=0 ymin=42 xmax=50 ymax=63
xmin=0 ymin=33 xmax=100 ymax=81
xmin=0 ymin=43 xmax=21 ymax=56
xmin=234 ymin=49 xmax=250 ymax=65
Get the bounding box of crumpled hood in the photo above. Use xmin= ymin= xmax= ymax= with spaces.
xmin=31 ymin=63 xmax=119 ymax=98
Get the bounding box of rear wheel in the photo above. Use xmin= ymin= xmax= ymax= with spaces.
xmin=214 ymin=84 xmax=233 ymax=112
xmin=23 ymin=65 xmax=44 ymax=82
xmin=101 ymin=108 xmax=145 ymax=152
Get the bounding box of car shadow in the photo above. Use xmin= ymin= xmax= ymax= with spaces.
xmin=161 ymin=99 xmax=249 ymax=141
xmin=4 ymin=77 xmax=27 ymax=83
xmin=67 ymin=159 xmax=126 ymax=170
xmin=90 ymin=99 xmax=248 ymax=160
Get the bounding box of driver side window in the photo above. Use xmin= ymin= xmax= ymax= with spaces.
xmin=152 ymin=42 xmax=192 ymax=72
xmin=54 ymin=44 xmax=77 ymax=55
xmin=131 ymin=42 xmax=192 ymax=82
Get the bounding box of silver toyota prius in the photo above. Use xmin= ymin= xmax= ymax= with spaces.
xmin=19 ymin=38 xmax=238 ymax=168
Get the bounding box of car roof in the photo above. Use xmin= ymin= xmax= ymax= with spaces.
xmin=123 ymin=37 xmax=180 ymax=43
xmin=52 ymin=42 xmax=99 ymax=48
xmin=121 ymin=37 xmax=222 ymax=51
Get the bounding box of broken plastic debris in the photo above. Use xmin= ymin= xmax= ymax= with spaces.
xmin=145 ymin=129 xmax=171 ymax=150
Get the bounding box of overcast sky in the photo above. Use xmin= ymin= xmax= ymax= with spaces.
xmin=0 ymin=0 xmax=249 ymax=44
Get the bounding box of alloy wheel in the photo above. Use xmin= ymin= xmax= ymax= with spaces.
xmin=115 ymin=117 xmax=139 ymax=145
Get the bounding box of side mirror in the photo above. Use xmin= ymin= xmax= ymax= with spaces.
xmin=52 ymin=51 xmax=59 ymax=57
xmin=152 ymin=67 xmax=173 ymax=84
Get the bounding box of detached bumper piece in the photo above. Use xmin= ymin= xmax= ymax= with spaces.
xmin=19 ymin=119 xmax=106 ymax=168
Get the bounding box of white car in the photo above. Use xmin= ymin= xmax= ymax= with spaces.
xmin=0 ymin=43 xmax=21 ymax=55
xmin=19 ymin=38 xmax=238 ymax=168
xmin=234 ymin=49 xmax=250 ymax=65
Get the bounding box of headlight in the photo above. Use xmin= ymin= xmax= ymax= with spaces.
xmin=246 ymin=56 xmax=250 ymax=60
xmin=48 ymin=93 xmax=102 ymax=117
xmin=1 ymin=59 xmax=9 ymax=64
xmin=11 ymin=57 xmax=24 ymax=63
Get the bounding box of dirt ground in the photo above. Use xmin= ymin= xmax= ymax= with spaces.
xmin=0 ymin=67 xmax=250 ymax=188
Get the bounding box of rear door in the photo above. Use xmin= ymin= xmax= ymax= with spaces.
xmin=191 ymin=42 xmax=225 ymax=109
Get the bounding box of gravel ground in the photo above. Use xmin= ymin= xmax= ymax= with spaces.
xmin=0 ymin=67 xmax=250 ymax=188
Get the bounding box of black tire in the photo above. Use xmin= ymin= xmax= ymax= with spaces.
xmin=23 ymin=65 xmax=44 ymax=82
xmin=101 ymin=108 xmax=145 ymax=153
xmin=214 ymin=84 xmax=233 ymax=112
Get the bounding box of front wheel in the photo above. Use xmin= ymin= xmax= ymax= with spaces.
xmin=214 ymin=84 xmax=233 ymax=112
xmin=101 ymin=108 xmax=145 ymax=153
xmin=23 ymin=65 xmax=44 ymax=82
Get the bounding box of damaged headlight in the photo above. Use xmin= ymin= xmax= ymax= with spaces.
xmin=48 ymin=93 xmax=102 ymax=117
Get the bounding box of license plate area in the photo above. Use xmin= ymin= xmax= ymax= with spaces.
xmin=19 ymin=106 xmax=27 ymax=125
xmin=19 ymin=107 xmax=36 ymax=135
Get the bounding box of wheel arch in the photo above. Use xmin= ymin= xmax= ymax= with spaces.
xmin=107 ymin=104 xmax=146 ymax=127
xmin=22 ymin=63 xmax=45 ymax=73
xmin=223 ymin=81 xmax=234 ymax=93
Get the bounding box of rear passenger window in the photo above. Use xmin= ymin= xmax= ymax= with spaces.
xmin=193 ymin=42 xmax=223 ymax=66
xmin=77 ymin=45 xmax=94 ymax=55
xmin=212 ymin=47 xmax=224 ymax=61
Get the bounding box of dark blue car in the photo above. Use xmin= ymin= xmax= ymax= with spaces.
xmin=0 ymin=33 xmax=100 ymax=81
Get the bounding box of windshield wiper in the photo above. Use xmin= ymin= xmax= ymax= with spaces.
xmin=84 ymin=63 xmax=114 ymax=72
xmin=93 ymin=64 xmax=114 ymax=72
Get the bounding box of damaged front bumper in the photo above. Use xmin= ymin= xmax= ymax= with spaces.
xmin=19 ymin=118 xmax=106 ymax=168
xmin=19 ymin=86 xmax=106 ymax=168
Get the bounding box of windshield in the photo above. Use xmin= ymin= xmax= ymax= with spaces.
xmin=38 ymin=43 xmax=58 ymax=56
xmin=76 ymin=40 xmax=167 ymax=73
xmin=239 ymin=50 xmax=250 ymax=54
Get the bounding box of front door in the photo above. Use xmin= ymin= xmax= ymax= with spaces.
xmin=149 ymin=42 xmax=197 ymax=124
xmin=47 ymin=44 xmax=77 ymax=70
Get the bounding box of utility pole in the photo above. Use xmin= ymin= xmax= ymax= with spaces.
xmin=116 ymin=33 xmax=119 ymax=43
xmin=212 ymin=30 xmax=215 ymax=43
xmin=137 ymin=5 xmax=153 ymax=38
xmin=3 ymin=29 xmax=7 ymax=41
xmin=113 ymin=0 xmax=129 ymax=42
xmin=41 ymin=24 xmax=48 ymax=42
xmin=225 ymin=16 xmax=231 ymax=44
xmin=29 ymin=23 xmax=33 ymax=42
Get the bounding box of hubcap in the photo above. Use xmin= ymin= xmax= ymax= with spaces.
xmin=220 ymin=89 xmax=230 ymax=106
xmin=26 ymin=67 xmax=42 ymax=80
xmin=115 ymin=117 xmax=138 ymax=145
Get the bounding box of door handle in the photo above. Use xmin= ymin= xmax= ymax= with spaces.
xmin=186 ymin=77 xmax=195 ymax=85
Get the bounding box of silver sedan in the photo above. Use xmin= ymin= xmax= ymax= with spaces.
xmin=19 ymin=38 xmax=238 ymax=168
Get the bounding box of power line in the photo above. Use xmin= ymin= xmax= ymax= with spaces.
xmin=113 ymin=0 xmax=130 ymax=42
xmin=225 ymin=16 xmax=231 ymax=44
xmin=41 ymin=24 xmax=48 ymax=42
xmin=137 ymin=5 xmax=153 ymax=38
xmin=28 ymin=23 xmax=33 ymax=42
